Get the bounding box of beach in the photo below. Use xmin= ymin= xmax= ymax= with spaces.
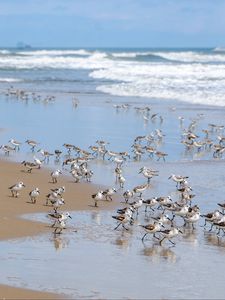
xmin=0 ymin=48 xmax=225 ymax=299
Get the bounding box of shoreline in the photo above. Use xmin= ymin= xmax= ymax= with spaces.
xmin=0 ymin=158 xmax=120 ymax=298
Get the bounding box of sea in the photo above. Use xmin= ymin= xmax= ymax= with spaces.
xmin=0 ymin=47 xmax=225 ymax=106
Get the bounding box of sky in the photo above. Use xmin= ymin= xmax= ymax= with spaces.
xmin=0 ymin=0 xmax=225 ymax=48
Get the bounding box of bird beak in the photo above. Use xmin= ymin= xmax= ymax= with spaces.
xmin=69 ymin=215 xmax=72 ymax=219
xmin=179 ymin=230 xmax=183 ymax=234
xmin=168 ymin=176 xmax=172 ymax=179
xmin=23 ymin=184 xmax=25 ymax=187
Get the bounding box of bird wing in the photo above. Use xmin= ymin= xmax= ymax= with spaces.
xmin=8 ymin=184 xmax=16 ymax=189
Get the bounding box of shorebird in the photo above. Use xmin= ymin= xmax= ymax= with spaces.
xmin=114 ymin=156 xmax=124 ymax=167
xmin=118 ymin=174 xmax=126 ymax=188
xmin=29 ymin=187 xmax=40 ymax=203
xmin=171 ymin=204 xmax=189 ymax=220
xmin=83 ymin=169 xmax=94 ymax=182
xmin=133 ymin=183 xmax=149 ymax=197
xmin=38 ymin=149 xmax=54 ymax=162
xmin=115 ymin=167 xmax=123 ymax=183
xmin=54 ymin=149 xmax=63 ymax=160
xmin=183 ymin=212 xmax=200 ymax=229
xmin=103 ymin=150 xmax=118 ymax=161
xmin=21 ymin=160 xmax=37 ymax=173
xmin=155 ymin=151 xmax=168 ymax=161
xmin=33 ymin=156 xmax=43 ymax=169
xmin=140 ymin=222 xmax=164 ymax=241
xmin=123 ymin=190 xmax=134 ymax=203
xmin=9 ymin=182 xmax=25 ymax=197
xmin=102 ymin=188 xmax=117 ymax=201
xmin=168 ymin=174 xmax=189 ymax=188
xmin=9 ymin=139 xmax=22 ymax=151
xmin=70 ymin=169 xmax=82 ymax=183
xmin=96 ymin=140 xmax=109 ymax=149
xmin=46 ymin=191 xmax=59 ymax=206
xmin=201 ymin=210 xmax=222 ymax=231
xmin=48 ymin=211 xmax=72 ymax=227
xmin=0 ymin=144 xmax=15 ymax=155
xmin=51 ymin=186 xmax=65 ymax=196
xmin=129 ymin=199 xmax=143 ymax=215
xmin=117 ymin=206 xmax=135 ymax=218
xmin=213 ymin=221 xmax=225 ymax=236
xmin=139 ymin=167 xmax=159 ymax=183
xmin=63 ymin=143 xmax=75 ymax=154
xmin=51 ymin=169 xmax=62 ymax=183
xmin=25 ymin=139 xmax=39 ymax=152
xmin=112 ymin=213 xmax=131 ymax=230
xmin=92 ymin=191 xmax=104 ymax=207
xmin=143 ymin=197 xmax=158 ymax=212
xmin=52 ymin=198 xmax=65 ymax=212
xmin=159 ymin=227 xmax=183 ymax=246
xmin=151 ymin=214 xmax=170 ymax=227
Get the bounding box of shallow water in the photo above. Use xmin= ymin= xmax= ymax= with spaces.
xmin=0 ymin=209 xmax=225 ymax=299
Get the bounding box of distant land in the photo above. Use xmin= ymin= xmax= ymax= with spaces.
xmin=16 ymin=42 xmax=32 ymax=49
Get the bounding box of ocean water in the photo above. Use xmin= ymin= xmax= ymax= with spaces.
xmin=0 ymin=47 xmax=225 ymax=106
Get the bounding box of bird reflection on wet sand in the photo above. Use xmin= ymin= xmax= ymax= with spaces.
xmin=141 ymin=244 xmax=177 ymax=263
xmin=51 ymin=236 xmax=70 ymax=251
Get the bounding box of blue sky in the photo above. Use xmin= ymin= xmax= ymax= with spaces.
xmin=0 ymin=0 xmax=225 ymax=48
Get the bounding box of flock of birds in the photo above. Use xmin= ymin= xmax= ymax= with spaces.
xmin=3 ymin=134 xmax=225 ymax=245
xmin=2 ymin=88 xmax=225 ymax=246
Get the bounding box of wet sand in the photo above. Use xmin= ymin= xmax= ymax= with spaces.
xmin=0 ymin=284 xmax=61 ymax=299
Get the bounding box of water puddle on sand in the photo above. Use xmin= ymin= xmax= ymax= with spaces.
xmin=1 ymin=210 xmax=225 ymax=299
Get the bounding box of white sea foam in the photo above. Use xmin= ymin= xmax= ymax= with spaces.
xmin=112 ymin=50 xmax=225 ymax=63
xmin=0 ymin=50 xmax=11 ymax=55
xmin=19 ymin=49 xmax=92 ymax=56
xmin=90 ymin=63 xmax=225 ymax=106
xmin=0 ymin=77 xmax=22 ymax=82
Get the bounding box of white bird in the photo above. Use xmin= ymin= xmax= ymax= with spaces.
xmin=129 ymin=199 xmax=143 ymax=215
xmin=70 ymin=169 xmax=82 ymax=183
xmin=92 ymin=191 xmax=104 ymax=207
xmin=140 ymin=221 xmax=164 ymax=241
xmin=112 ymin=214 xmax=131 ymax=230
xmin=102 ymin=188 xmax=117 ymax=201
xmin=46 ymin=191 xmax=59 ymax=206
xmin=183 ymin=212 xmax=200 ymax=229
xmin=29 ymin=187 xmax=40 ymax=203
xmin=133 ymin=183 xmax=149 ymax=197
xmin=118 ymin=174 xmax=126 ymax=188
xmin=25 ymin=139 xmax=39 ymax=152
xmin=52 ymin=198 xmax=65 ymax=212
xmin=9 ymin=139 xmax=22 ymax=151
xmin=51 ymin=169 xmax=62 ymax=183
xmin=168 ymin=174 xmax=189 ymax=187
xmin=143 ymin=197 xmax=158 ymax=212
xmin=9 ymin=182 xmax=25 ymax=197
xmin=33 ymin=156 xmax=43 ymax=169
xmin=51 ymin=186 xmax=65 ymax=196
xmin=159 ymin=227 xmax=183 ymax=246
xmin=123 ymin=190 xmax=134 ymax=203
xmin=139 ymin=167 xmax=159 ymax=183
xmin=48 ymin=211 xmax=72 ymax=227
